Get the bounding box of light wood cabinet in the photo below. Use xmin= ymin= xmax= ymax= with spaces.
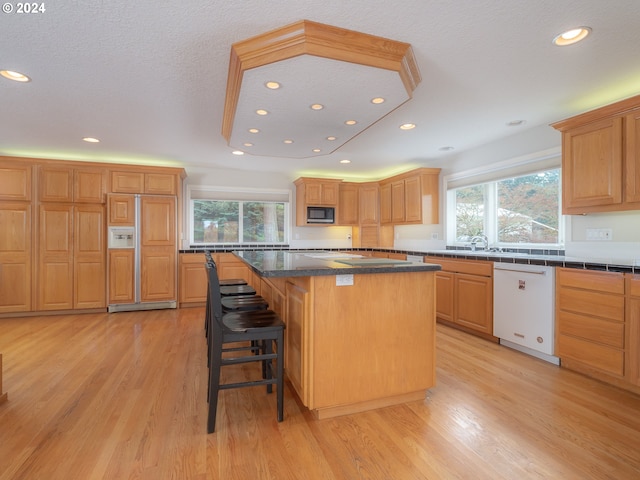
xmin=358 ymin=182 xmax=379 ymax=225
xmin=425 ymin=256 xmax=494 ymax=338
xmin=552 ymin=94 xmax=640 ymax=214
xmin=338 ymin=182 xmax=358 ymax=225
xmin=38 ymin=204 xmax=106 ymax=310
xmin=140 ymin=195 xmax=176 ymax=302
xmin=556 ymin=268 xmax=625 ymax=379
xmin=179 ymin=253 xmax=207 ymax=305
xmin=0 ymin=202 xmax=32 ymax=313
xmin=628 ymin=275 xmax=640 ymax=386
xmin=108 ymin=249 xmax=135 ymax=305
xmin=285 ymin=280 xmax=310 ymax=405
xmin=380 ymin=168 xmax=440 ymax=225
xmin=39 ymin=166 xmax=106 ymax=203
xmin=0 ymin=160 xmax=32 ymax=201
xmin=110 ymin=171 xmax=177 ymax=195
xmin=108 ymin=194 xmax=135 ymax=225
xmin=294 ymin=177 xmax=341 ymax=226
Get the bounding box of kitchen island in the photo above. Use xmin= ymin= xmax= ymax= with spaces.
xmin=235 ymin=250 xmax=441 ymax=419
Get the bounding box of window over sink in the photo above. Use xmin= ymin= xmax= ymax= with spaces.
xmin=446 ymin=163 xmax=563 ymax=248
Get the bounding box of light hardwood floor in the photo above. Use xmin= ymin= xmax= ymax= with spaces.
xmin=1 ymin=308 xmax=640 ymax=480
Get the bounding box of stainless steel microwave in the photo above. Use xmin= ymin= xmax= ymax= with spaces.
xmin=306 ymin=206 xmax=335 ymax=224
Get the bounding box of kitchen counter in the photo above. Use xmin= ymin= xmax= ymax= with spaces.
xmin=235 ymin=249 xmax=438 ymax=420
xmin=235 ymin=250 xmax=441 ymax=277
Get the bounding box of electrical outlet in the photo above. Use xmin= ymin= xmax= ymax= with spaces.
xmin=586 ymin=228 xmax=613 ymax=241
xmin=431 ymin=232 xmax=438 ymax=240
xmin=346 ymin=233 xmax=352 ymax=240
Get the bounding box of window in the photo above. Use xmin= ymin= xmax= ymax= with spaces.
xmin=450 ymin=168 xmax=562 ymax=247
xmin=187 ymin=186 xmax=290 ymax=245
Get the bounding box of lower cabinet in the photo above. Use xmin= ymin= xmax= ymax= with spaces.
xmin=0 ymin=202 xmax=32 ymax=313
xmin=628 ymin=275 xmax=640 ymax=387
xmin=425 ymin=256 xmax=494 ymax=338
xmin=178 ymin=253 xmax=207 ymax=306
xmin=284 ymin=280 xmax=309 ymax=404
xmin=109 ymin=250 xmax=135 ymax=305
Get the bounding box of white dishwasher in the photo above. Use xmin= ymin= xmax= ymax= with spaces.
xmin=493 ymin=263 xmax=559 ymax=364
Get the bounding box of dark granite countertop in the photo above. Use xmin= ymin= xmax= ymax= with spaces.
xmin=235 ymin=250 xmax=441 ymax=278
xmin=180 ymin=246 xmax=640 ymax=274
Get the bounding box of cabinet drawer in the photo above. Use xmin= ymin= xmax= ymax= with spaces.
xmin=424 ymin=257 xmax=492 ymax=276
xmin=557 ymin=268 xmax=624 ymax=294
xmin=558 ymin=287 xmax=624 ymax=322
xmin=557 ymin=334 xmax=624 ymax=377
xmin=558 ymin=311 xmax=624 ymax=348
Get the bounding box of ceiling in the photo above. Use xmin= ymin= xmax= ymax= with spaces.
xmin=2 ymin=1 xmax=640 ymax=181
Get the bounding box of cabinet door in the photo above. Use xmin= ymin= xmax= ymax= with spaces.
xmin=0 ymin=162 xmax=32 ymax=201
xmin=358 ymin=183 xmax=379 ymax=225
xmin=38 ymin=204 xmax=73 ymax=310
xmin=454 ymin=273 xmax=493 ymax=334
xmin=179 ymin=254 xmax=207 ymax=304
xmin=141 ymin=247 xmax=176 ymax=302
xmin=141 ymin=196 xmax=175 ymax=246
xmin=625 ymin=110 xmax=640 ymax=204
xmin=305 ymin=183 xmax=322 ymax=205
xmin=74 ymin=168 xmax=106 ymax=203
xmin=404 ymin=175 xmax=422 ymax=222
xmin=320 ymin=182 xmax=338 ymax=205
xmin=285 ymin=282 xmax=309 ymax=405
xmin=628 ymin=276 xmax=640 ymax=386
xmin=108 ymin=194 xmax=135 ymax=225
xmin=110 ymin=171 xmax=144 ymax=194
xmin=74 ymin=205 xmax=105 ymax=308
xmin=108 ymin=249 xmax=135 ymax=304
xmin=562 ymin=117 xmax=623 ymax=212
xmin=39 ymin=167 xmax=73 ymax=202
xmin=434 ymin=271 xmax=454 ymax=323
xmin=145 ymin=173 xmax=176 ymax=195
xmin=391 ymin=180 xmax=405 ymax=223
xmin=140 ymin=196 xmax=176 ymax=302
xmin=379 ymin=183 xmax=392 ymax=224
xmin=338 ymin=183 xmax=358 ymax=225
xmin=0 ymin=203 xmax=32 ymax=312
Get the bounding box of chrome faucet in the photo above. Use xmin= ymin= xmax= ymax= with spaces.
xmin=469 ymin=234 xmax=489 ymax=251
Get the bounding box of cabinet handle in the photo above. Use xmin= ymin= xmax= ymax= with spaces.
xmin=494 ymin=267 xmax=548 ymax=275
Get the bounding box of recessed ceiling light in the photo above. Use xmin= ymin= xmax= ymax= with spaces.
xmin=371 ymin=97 xmax=385 ymax=104
xmin=339 ymin=159 xmax=351 ymax=164
xmin=256 ymin=109 xmax=269 ymax=115
xmin=232 ymin=150 xmax=244 ymax=155
xmin=310 ymin=104 xmax=324 ymax=110
xmin=82 ymin=137 xmax=100 ymax=143
xmin=326 ymin=136 xmax=337 ymax=141
xmin=345 ymin=120 xmax=357 ymax=125
xmin=553 ymin=27 xmax=591 ymax=46
xmin=243 ymin=142 xmax=253 ymax=147
xmin=265 ymin=81 xmax=281 ymax=89
xmin=248 ymin=128 xmax=260 ymax=133
xmin=283 ymin=139 xmax=294 ymax=144
xmin=399 ymin=123 xmax=416 ymax=130
xmin=506 ymin=120 xmax=526 ymax=127
xmin=312 ymin=148 xmax=321 ymax=153
xmin=438 ymin=146 xmax=454 ymax=151
xmin=1 ymin=70 xmax=31 ymax=82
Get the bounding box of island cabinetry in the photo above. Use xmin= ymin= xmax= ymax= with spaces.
xmin=39 ymin=165 xmax=106 ymax=204
xmin=552 ymin=94 xmax=640 ymax=213
xmin=178 ymin=253 xmax=207 ymax=306
xmin=38 ymin=203 xmax=105 ymax=310
xmin=628 ymin=275 xmax=640 ymax=386
xmin=285 ymin=279 xmax=310 ymax=405
xmin=425 ymin=256 xmax=494 ymax=338
xmin=380 ymin=168 xmax=440 ymax=225
xmin=556 ymin=268 xmax=625 ymax=380
xmin=337 ymin=182 xmax=358 ymax=225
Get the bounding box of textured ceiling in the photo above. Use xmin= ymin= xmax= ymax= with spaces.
xmin=2 ymin=1 xmax=640 ymax=180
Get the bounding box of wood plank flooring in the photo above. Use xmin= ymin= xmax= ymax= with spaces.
xmin=1 ymin=307 xmax=640 ymax=479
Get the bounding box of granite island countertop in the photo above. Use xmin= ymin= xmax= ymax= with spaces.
xmin=235 ymin=250 xmax=441 ymax=278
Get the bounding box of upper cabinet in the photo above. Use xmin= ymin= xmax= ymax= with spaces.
xmin=294 ymin=177 xmax=342 ymax=226
xmin=39 ymin=166 xmax=107 ymax=203
xmin=552 ymin=94 xmax=640 ymax=214
xmin=0 ymin=160 xmax=33 ymax=202
xmin=338 ymin=182 xmax=358 ymax=226
xmin=380 ymin=168 xmax=440 ymax=225
xmin=358 ymin=182 xmax=379 ymax=225
xmin=110 ymin=170 xmax=179 ymax=195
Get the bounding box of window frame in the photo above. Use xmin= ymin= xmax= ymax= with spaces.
xmin=186 ymin=185 xmax=291 ymax=246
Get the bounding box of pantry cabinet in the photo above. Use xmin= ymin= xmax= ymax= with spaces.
xmin=425 ymin=256 xmax=494 ymax=338
xmin=0 ymin=202 xmax=32 ymax=313
xmin=0 ymin=161 xmax=32 ymax=201
xmin=39 ymin=165 xmax=106 ymax=203
xmin=552 ymin=94 xmax=640 ymax=214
